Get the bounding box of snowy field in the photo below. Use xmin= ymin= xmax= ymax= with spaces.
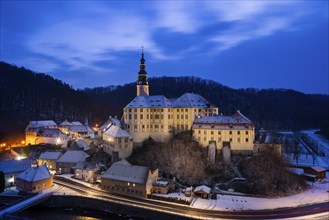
xmin=156 ymin=179 xmax=329 ymax=211
xmin=286 ymin=130 xmax=329 ymax=169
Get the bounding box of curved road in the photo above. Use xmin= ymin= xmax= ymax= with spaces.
xmin=54 ymin=176 xmax=329 ymax=219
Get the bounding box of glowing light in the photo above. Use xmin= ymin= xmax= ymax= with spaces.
xmin=22 ymin=141 xmax=25 ymax=145
xmin=56 ymin=138 xmax=60 ymax=144
xmin=16 ymin=156 xmax=25 ymax=160
xmin=9 ymin=177 xmax=14 ymax=183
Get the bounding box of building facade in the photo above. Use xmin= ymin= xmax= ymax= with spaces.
xmin=38 ymin=151 xmax=61 ymax=172
xmin=102 ymin=123 xmax=133 ymax=160
xmin=192 ymin=110 xmax=255 ymax=153
xmin=101 ymin=160 xmax=158 ymax=198
xmin=16 ymin=164 xmax=53 ymax=193
xmin=123 ymin=53 xmax=218 ymax=144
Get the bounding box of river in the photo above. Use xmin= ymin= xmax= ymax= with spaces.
xmin=15 ymin=207 xmax=147 ymax=220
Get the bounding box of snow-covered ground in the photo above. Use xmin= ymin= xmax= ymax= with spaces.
xmin=155 ymin=179 xmax=329 ymax=211
xmin=56 ymin=174 xmax=100 ymax=189
xmin=285 ymin=130 xmax=329 ymax=169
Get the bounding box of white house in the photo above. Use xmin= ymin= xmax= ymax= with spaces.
xmin=0 ymin=158 xmax=31 ymax=189
xmin=56 ymin=150 xmax=88 ymax=174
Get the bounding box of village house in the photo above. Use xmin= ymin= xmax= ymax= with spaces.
xmin=193 ymin=185 xmax=211 ymax=199
xmin=98 ymin=117 xmax=121 ymax=137
xmin=56 ymin=150 xmax=88 ymax=174
xmin=68 ymin=124 xmax=95 ymax=139
xmin=38 ymin=151 xmax=61 ymax=172
xmin=71 ymin=139 xmax=90 ymax=152
xmin=192 ymin=110 xmax=255 ymax=154
xmin=101 ymin=160 xmax=158 ymax=198
xmin=302 ymin=166 xmax=327 ymax=181
xmin=16 ymin=164 xmax=53 ymax=193
xmin=74 ymin=161 xmax=99 ymax=183
xmin=152 ymin=180 xmax=175 ymax=194
xmin=25 ymin=120 xmax=58 ymax=145
xmin=123 ymin=53 xmax=218 ymax=145
xmin=0 ymin=158 xmax=31 ymax=190
xmin=102 ymin=122 xmax=133 ymax=160
xmin=58 ymin=120 xmax=72 ymax=135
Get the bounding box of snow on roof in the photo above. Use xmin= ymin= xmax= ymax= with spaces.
xmin=75 ymin=140 xmax=90 ymax=151
xmin=154 ymin=180 xmax=169 ymax=186
xmin=102 ymin=160 xmax=150 ymax=184
xmin=194 ymin=185 xmax=211 ymax=194
xmin=124 ymin=93 xmax=216 ymax=109
xmin=125 ymin=95 xmax=173 ymax=108
xmin=38 ymin=151 xmax=61 ymax=160
xmin=99 ymin=117 xmax=121 ymax=131
xmin=17 ymin=164 xmax=51 ymax=182
xmin=71 ymin=121 xmax=83 ymax=125
xmin=69 ymin=125 xmax=88 ymax=133
xmin=75 ymin=161 xmax=99 ymax=171
xmin=173 ymin=93 xmax=215 ymax=108
xmin=311 ymin=166 xmax=326 ymax=172
xmin=37 ymin=128 xmax=67 ymax=138
xmin=103 ymin=125 xmax=131 ymax=138
xmin=193 ymin=110 xmax=253 ymax=127
xmin=57 ymin=151 xmax=88 ymax=163
xmin=0 ymin=158 xmax=31 ymax=174
xmin=25 ymin=120 xmax=57 ymax=131
xmin=60 ymin=120 xmax=72 ymax=126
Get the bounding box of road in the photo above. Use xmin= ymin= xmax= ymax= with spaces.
xmin=54 ymin=176 xmax=329 ymax=220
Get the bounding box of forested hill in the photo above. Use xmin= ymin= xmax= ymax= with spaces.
xmin=0 ymin=62 xmax=91 ymax=140
xmin=85 ymin=76 xmax=329 ymax=134
xmin=1 ymin=61 xmax=328 ymax=141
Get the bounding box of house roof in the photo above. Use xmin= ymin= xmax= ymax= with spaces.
xmin=124 ymin=93 xmax=215 ymax=109
xmin=194 ymin=185 xmax=211 ymax=194
xmin=74 ymin=140 xmax=90 ymax=151
xmin=56 ymin=151 xmax=88 ymax=163
xmin=37 ymin=128 xmax=67 ymax=138
xmin=38 ymin=151 xmax=61 ymax=160
xmin=69 ymin=125 xmax=94 ymax=133
xmin=25 ymin=120 xmax=57 ymax=131
xmin=102 ymin=160 xmax=150 ymax=184
xmin=103 ymin=125 xmax=131 ymax=138
xmin=193 ymin=110 xmax=254 ymax=130
xmin=0 ymin=158 xmax=31 ymax=174
xmin=75 ymin=161 xmax=99 ymax=171
xmin=71 ymin=121 xmax=83 ymax=125
xmin=99 ymin=117 xmax=121 ymax=131
xmin=311 ymin=166 xmax=326 ymax=173
xmin=173 ymin=93 xmax=215 ymax=108
xmin=16 ymin=164 xmax=52 ymax=182
xmin=125 ymin=95 xmax=173 ymax=108
xmin=60 ymin=120 xmax=72 ymax=126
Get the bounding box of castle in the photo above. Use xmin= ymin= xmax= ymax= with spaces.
xmin=123 ymin=52 xmax=255 ymax=153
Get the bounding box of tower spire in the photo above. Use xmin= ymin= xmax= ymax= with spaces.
xmin=136 ymin=47 xmax=149 ymax=96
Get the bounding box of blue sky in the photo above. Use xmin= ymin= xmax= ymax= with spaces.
xmin=1 ymin=1 xmax=328 ymax=94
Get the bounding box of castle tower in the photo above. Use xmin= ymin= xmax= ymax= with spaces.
xmin=136 ymin=48 xmax=149 ymax=96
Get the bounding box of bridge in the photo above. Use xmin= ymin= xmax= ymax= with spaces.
xmin=0 ymin=192 xmax=52 ymax=218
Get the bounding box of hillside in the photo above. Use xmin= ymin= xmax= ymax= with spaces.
xmin=1 ymin=61 xmax=328 ymax=142
xmin=85 ymin=76 xmax=329 ymax=134
xmin=0 ymin=62 xmax=91 ymax=141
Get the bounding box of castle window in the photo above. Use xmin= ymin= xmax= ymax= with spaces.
xmin=230 ymin=138 xmax=232 ymax=142
xmin=185 ymin=108 xmax=188 ymax=112
xmin=134 ymin=109 xmax=137 ymax=113
xmin=218 ymin=131 xmax=221 ymax=135
xmin=211 ymin=131 xmax=214 ymax=135
xmin=140 ymin=115 xmax=143 ymax=119
xmin=246 ymin=131 xmax=249 ymax=135
xmin=181 ymin=115 xmax=184 ymax=119
xmin=229 ymin=131 xmax=232 ymax=135
xmin=185 ymin=115 xmax=188 ymax=119
xmin=237 ymin=131 xmax=240 ymax=135
xmin=246 ymin=138 xmax=249 ymax=142
xmin=129 ymin=115 xmax=132 ymax=120
xmin=177 ymin=115 xmax=179 ymax=119
xmin=161 ymin=125 xmax=164 ymax=129
xmin=204 ymin=131 xmax=206 ymax=134
xmin=238 ymin=138 xmax=241 ymax=142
